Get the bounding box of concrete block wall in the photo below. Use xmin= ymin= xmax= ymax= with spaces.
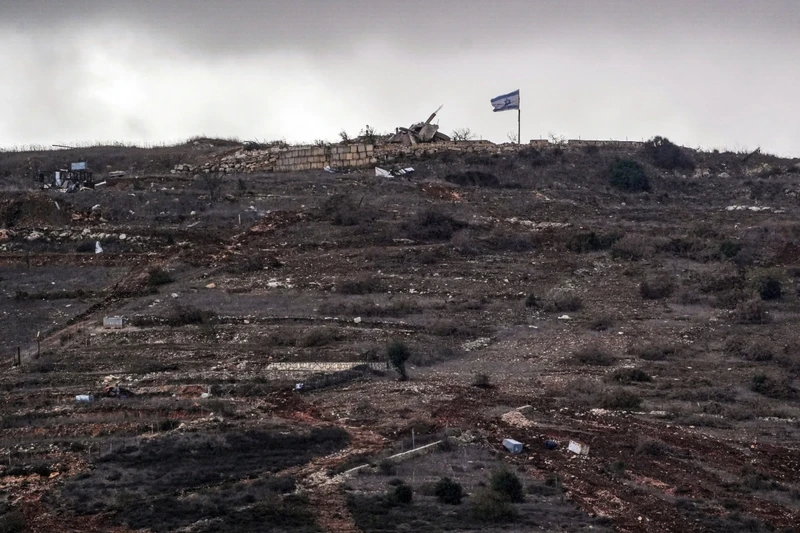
xmin=275 ymin=144 xmax=377 ymax=172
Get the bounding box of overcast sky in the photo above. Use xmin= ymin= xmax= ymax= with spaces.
xmin=1 ymin=0 xmax=798 ymax=155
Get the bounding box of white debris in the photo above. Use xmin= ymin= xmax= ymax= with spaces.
xmin=558 ymin=314 xmax=572 ymax=320
xmin=95 ymin=241 xmax=103 ymax=254
xmin=568 ymin=440 xmax=590 ymax=455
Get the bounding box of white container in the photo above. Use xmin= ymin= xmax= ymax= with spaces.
xmin=503 ymin=438 xmax=523 ymax=454
xmin=568 ymin=440 xmax=590 ymax=455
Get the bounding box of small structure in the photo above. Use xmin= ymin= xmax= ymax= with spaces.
xmin=503 ymin=438 xmax=524 ymax=454
xmin=568 ymin=440 xmax=590 ymax=456
xmin=103 ymin=316 xmax=124 ymax=329
xmin=36 ymin=161 xmax=94 ymax=192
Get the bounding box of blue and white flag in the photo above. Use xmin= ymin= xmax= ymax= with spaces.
xmin=491 ymin=89 xmax=520 ymax=112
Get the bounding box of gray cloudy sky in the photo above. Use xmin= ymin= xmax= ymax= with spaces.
xmin=1 ymin=0 xmax=798 ymax=155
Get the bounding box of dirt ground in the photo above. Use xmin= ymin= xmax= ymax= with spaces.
xmin=1 ymin=141 xmax=799 ymax=532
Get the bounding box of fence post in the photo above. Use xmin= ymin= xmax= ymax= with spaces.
xmin=17 ymin=347 xmax=21 ymax=366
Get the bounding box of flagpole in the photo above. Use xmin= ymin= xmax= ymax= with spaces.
xmin=518 ymin=108 xmax=521 ymax=146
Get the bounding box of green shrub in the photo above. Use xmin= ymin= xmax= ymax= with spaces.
xmin=719 ymin=241 xmax=742 ymax=259
xmin=378 ymin=459 xmax=396 ymax=476
xmin=472 ymin=373 xmax=492 ymax=388
xmin=75 ymin=241 xmax=95 ymax=253
xmin=471 ymin=489 xmax=518 ymax=522
xmin=387 ymin=482 xmax=413 ymax=505
xmin=643 ymin=136 xmax=695 ymax=171
xmin=489 ymin=470 xmax=524 ymax=503
xmin=147 ymin=267 xmax=174 ymax=286
xmin=574 ymin=346 xmax=615 ymax=366
xmin=608 ymin=158 xmax=650 ymax=192
xmin=757 ymin=276 xmax=782 ymax=301
xmin=387 ymin=340 xmax=410 ymax=380
xmin=434 ymin=477 xmax=464 ymax=505
xmin=605 ymin=460 xmax=627 ymax=477
xmin=524 ymin=293 xmax=538 ymax=308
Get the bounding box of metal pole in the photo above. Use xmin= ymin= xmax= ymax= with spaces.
xmin=518 ymin=108 xmax=521 ymax=145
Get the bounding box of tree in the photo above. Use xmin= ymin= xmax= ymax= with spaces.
xmin=451 ymin=128 xmax=475 ymax=141
xmin=643 ymin=136 xmax=695 ymax=170
xmin=387 ymin=340 xmax=410 ymax=380
xmin=490 ymin=470 xmax=524 ymax=503
xmin=608 ymin=158 xmax=650 ymax=192
xmin=434 ymin=477 xmax=464 ymax=505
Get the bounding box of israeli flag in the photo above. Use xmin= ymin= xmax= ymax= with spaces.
xmin=491 ymin=89 xmax=520 ymax=112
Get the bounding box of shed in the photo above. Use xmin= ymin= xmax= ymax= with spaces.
xmin=502 ymin=438 xmax=523 ymax=454
xmin=103 ymin=316 xmax=124 ymax=329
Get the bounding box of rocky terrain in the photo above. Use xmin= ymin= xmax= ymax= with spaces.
xmin=1 ymin=138 xmax=799 ymax=532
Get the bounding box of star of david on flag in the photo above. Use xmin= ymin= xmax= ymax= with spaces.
xmin=490 ymin=90 xmax=520 ymax=112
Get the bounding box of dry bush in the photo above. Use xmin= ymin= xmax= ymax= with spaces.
xmin=320 ymin=194 xmax=376 ymax=226
xmin=444 ymin=170 xmax=500 ymax=187
xmin=566 ymin=231 xmax=621 ymax=253
xmin=724 ymin=337 xmax=773 ymax=362
xmin=540 ymin=288 xmax=582 ymax=313
xmin=598 ymin=389 xmax=642 ymax=410
xmin=733 ymin=299 xmax=770 ymax=324
xmin=587 ymin=314 xmax=614 ymax=331
xmin=607 ymin=368 xmax=652 ymax=384
xmin=482 ymin=229 xmax=538 ymax=252
xmin=750 ymin=373 xmax=796 ymax=399
xmin=636 ymin=438 xmax=671 ymax=457
xmin=147 ymin=267 xmax=174 ymax=287
xmin=611 ymin=234 xmax=653 ymax=261
xmin=296 ymin=327 xmax=339 ymax=348
xmin=639 ymin=276 xmax=674 ymax=300
xmin=574 ymin=345 xmax=615 ymax=366
xmin=166 ymin=306 xmax=215 ymax=326
xmin=699 ymin=266 xmax=744 ymax=294
xmin=470 ymin=488 xmax=518 ymax=523
xmin=337 ymin=276 xmax=384 ymax=295
xmin=404 ymin=207 xmax=467 ymax=242
xmin=425 ymin=319 xmax=472 ymax=338
xmin=630 ymin=342 xmax=679 ymax=361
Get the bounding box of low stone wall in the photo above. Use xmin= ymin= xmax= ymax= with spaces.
xmin=172 ymin=137 xmax=649 ymax=175
xmin=265 ymin=361 xmax=388 ymax=373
